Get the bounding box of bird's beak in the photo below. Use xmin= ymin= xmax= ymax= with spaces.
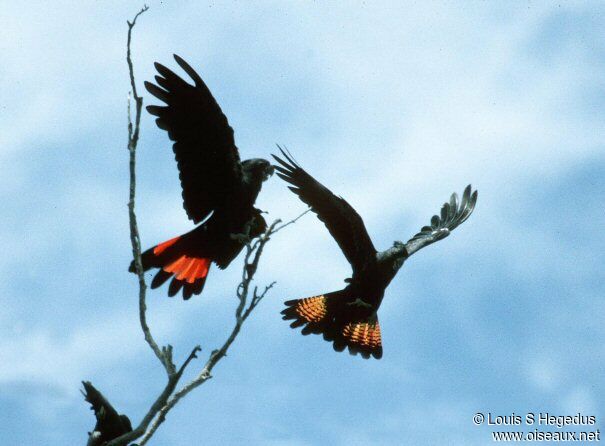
xmin=265 ymin=164 xmax=275 ymax=180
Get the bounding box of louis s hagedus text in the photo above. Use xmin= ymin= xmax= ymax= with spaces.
xmin=487 ymin=413 xmax=596 ymax=428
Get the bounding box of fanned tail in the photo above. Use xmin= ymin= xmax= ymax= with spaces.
xmin=339 ymin=316 xmax=382 ymax=359
xmin=281 ymin=292 xmax=383 ymax=359
xmin=128 ymin=235 xmax=211 ymax=300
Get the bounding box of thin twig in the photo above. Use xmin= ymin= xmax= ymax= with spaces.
xmin=273 ymin=207 xmax=312 ymax=232
xmin=106 ymin=6 xmax=199 ymax=446
xmin=243 ymin=281 xmax=276 ymax=320
xmin=137 ymin=209 xmax=309 ymax=445
xmin=125 ymin=4 xmax=171 ymax=374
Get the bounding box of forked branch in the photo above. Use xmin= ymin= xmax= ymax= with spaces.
xmin=137 ymin=209 xmax=309 ymax=445
xmin=105 ymin=5 xmax=202 ymax=446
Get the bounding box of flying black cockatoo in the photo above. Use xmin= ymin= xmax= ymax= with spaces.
xmin=129 ymin=55 xmax=274 ymax=299
xmin=273 ymin=149 xmax=477 ymax=359
xmin=82 ymin=381 xmax=133 ymax=446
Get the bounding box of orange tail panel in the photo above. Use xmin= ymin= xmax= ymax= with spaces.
xmin=134 ymin=233 xmax=213 ymax=299
xmin=294 ymin=295 xmax=328 ymax=323
xmin=342 ymin=319 xmax=383 ymax=359
xmin=153 ymin=236 xmax=181 ymax=255
xmin=342 ymin=320 xmax=382 ymax=350
xmin=165 ymin=256 xmax=211 ymax=283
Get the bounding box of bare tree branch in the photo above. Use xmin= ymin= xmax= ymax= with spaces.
xmin=104 ymin=6 xmax=311 ymax=445
xmin=105 ymin=6 xmax=201 ymax=446
xmin=125 ymin=4 xmax=172 ymax=375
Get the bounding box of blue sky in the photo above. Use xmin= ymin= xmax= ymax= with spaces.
xmin=1 ymin=1 xmax=604 ymax=445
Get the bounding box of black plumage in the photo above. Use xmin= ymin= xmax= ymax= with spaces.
xmin=129 ymin=55 xmax=274 ymax=299
xmin=274 ymin=148 xmax=477 ymax=359
xmin=82 ymin=381 xmax=132 ymax=446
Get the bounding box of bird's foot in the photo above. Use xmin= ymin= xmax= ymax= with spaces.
xmin=230 ymin=232 xmax=251 ymax=244
xmin=245 ymin=263 xmax=255 ymax=277
xmin=347 ymin=298 xmax=373 ymax=309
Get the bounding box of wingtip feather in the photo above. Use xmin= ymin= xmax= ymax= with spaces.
xmin=173 ymin=54 xmax=203 ymax=86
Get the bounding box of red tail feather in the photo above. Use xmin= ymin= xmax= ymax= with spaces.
xmin=153 ymin=236 xmax=181 ymax=255
xmin=133 ymin=234 xmax=212 ymax=299
xmin=166 ymin=256 xmax=211 ymax=283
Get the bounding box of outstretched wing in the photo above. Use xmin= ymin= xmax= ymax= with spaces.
xmin=404 ymin=185 xmax=478 ymax=256
xmin=145 ymin=55 xmax=243 ymax=223
xmin=82 ymin=381 xmax=132 ymax=444
xmin=272 ymin=148 xmax=377 ymax=276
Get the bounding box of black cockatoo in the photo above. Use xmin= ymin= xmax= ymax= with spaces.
xmin=82 ymin=381 xmax=132 ymax=446
xmin=273 ymin=149 xmax=477 ymax=359
xmin=129 ymin=55 xmax=274 ymax=299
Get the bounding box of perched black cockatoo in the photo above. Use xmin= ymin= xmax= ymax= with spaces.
xmin=129 ymin=55 xmax=274 ymax=299
xmin=274 ymin=149 xmax=477 ymax=359
xmin=82 ymin=381 xmax=132 ymax=446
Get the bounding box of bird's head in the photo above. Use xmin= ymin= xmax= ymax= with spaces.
xmin=392 ymin=240 xmax=409 ymax=259
xmin=242 ymin=158 xmax=274 ymax=182
xmin=393 ymin=240 xmax=405 ymax=249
